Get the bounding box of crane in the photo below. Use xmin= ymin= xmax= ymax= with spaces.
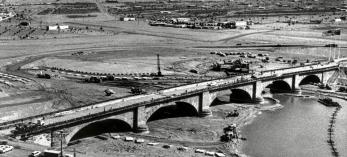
xmin=157 ymin=54 xmax=162 ymax=76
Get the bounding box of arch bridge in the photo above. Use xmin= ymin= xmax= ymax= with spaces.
xmin=4 ymin=62 xmax=338 ymax=147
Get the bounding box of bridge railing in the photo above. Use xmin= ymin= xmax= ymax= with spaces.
xmin=14 ymin=86 xmax=208 ymax=136
xmin=260 ymin=61 xmax=326 ymax=73
xmin=4 ymin=63 xmax=339 ymax=132
xmin=0 ymin=94 xmax=140 ymax=129
xmin=13 ymin=77 xmax=260 ymax=137
xmin=0 ymin=73 xmax=251 ymax=128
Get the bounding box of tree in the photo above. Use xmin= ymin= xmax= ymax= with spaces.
xmin=292 ymin=59 xmax=298 ymax=65
xmin=338 ymin=87 xmax=346 ymax=92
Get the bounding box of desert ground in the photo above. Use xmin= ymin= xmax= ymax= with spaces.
xmin=0 ymin=0 xmax=346 ymax=156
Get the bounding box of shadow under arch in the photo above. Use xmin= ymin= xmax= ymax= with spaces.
xmin=68 ymin=119 xmax=132 ymax=144
xmin=266 ymin=80 xmax=292 ymax=93
xmin=229 ymin=89 xmax=252 ymax=103
xmin=299 ymin=75 xmax=321 ymax=86
xmin=147 ymin=102 xmax=199 ymax=122
xmin=210 ymin=91 xmax=232 ymax=106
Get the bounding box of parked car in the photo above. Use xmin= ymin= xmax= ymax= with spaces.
xmin=0 ymin=145 xmax=13 ymax=154
xmin=29 ymin=151 xmax=42 ymax=157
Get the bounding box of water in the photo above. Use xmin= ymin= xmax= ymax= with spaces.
xmin=242 ymin=94 xmax=347 ymax=157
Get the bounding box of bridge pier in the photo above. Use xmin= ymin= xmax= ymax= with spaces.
xmin=253 ymin=97 xmax=265 ymax=103
xmin=133 ymin=106 xmax=149 ymax=134
xmin=292 ymin=88 xmax=302 ymax=94
xmin=199 ymin=109 xmax=212 ymax=117
xmin=198 ymin=91 xmax=212 ymax=117
xmin=134 ymin=125 xmax=149 ymax=133
xmin=292 ymin=74 xmax=302 ymax=94
xmin=50 ymin=130 xmax=68 ymax=148
xmin=254 ymin=81 xmax=264 ymax=104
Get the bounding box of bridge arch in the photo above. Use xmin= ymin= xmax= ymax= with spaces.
xmin=210 ymin=90 xmax=231 ymax=106
xmin=146 ymin=101 xmax=199 ymax=122
xmin=65 ymin=118 xmax=132 ymax=144
xmin=265 ymin=80 xmax=292 ymax=93
xmin=229 ymin=88 xmax=253 ymax=103
xmin=299 ymin=74 xmax=321 ymax=86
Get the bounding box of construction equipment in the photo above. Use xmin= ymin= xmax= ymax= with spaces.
xmin=219 ymin=59 xmax=250 ymax=73
xmin=157 ymin=54 xmax=162 ymax=77
xmin=226 ymin=110 xmax=239 ymax=117
xmin=131 ymin=87 xmax=146 ymax=95
xmin=104 ymin=89 xmax=115 ymax=96
xmin=37 ymin=73 xmax=51 ymax=79
xmin=87 ymin=76 xmax=102 ymax=83
xmin=11 ymin=121 xmax=45 ymax=136
xmin=220 ymin=124 xmax=238 ymax=142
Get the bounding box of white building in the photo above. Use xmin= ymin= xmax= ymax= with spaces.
xmin=335 ymin=18 xmax=342 ymax=23
xmin=120 ymin=17 xmax=136 ymax=21
xmin=160 ymin=11 xmax=172 ymax=14
xmin=47 ymin=25 xmax=69 ymax=31
xmin=176 ymin=18 xmax=190 ymax=23
xmin=235 ymin=21 xmax=247 ymax=27
xmin=59 ymin=25 xmax=69 ymax=30
xmin=48 ymin=25 xmax=58 ymax=30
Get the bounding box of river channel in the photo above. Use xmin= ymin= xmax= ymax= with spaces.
xmin=242 ymin=94 xmax=347 ymax=157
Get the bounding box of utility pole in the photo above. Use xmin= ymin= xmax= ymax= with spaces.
xmin=58 ymin=130 xmax=66 ymax=157
xmin=157 ymin=54 xmax=162 ymax=76
xmin=59 ymin=131 xmax=63 ymax=157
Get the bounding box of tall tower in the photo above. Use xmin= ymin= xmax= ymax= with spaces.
xmin=157 ymin=54 xmax=162 ymax=76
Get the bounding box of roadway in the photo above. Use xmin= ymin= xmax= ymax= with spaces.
xmin=0 ymin=60 xmax=340 ymax=136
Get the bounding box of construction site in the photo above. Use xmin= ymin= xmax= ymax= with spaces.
xmin=0 ymin=0 xmax=346 ymax=156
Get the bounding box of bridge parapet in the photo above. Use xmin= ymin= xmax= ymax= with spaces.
xmin=4 ymin=62 xmax=340 ymax=144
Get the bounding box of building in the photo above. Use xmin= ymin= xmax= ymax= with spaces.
xmin=46 ymin=25 xmax=69 ymax=31
xmin=0 ymin=12 xmax=14 ymax=22
xmin=120 ymin=17 xmax=136 ymax=21
xmin=334 ymin=18 xmax=342 ymax=23
xmin=235 ymin=21 xmax=247 ymax=28
xmin=47 ymin=25 xmax=58 ymax=30
xmin=219 ymin=59 xmax=250 ymax=73
xmin=176 ymin=18 xmax=190 ymax=23
xmin=160 ymin=11 xmax=172 ymax=14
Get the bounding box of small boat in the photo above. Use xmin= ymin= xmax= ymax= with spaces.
xmin=318 ymin=97 xmax=341 ymax=107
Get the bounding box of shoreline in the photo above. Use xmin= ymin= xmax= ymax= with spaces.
xmin=301 ymin=88 xmax=347 ymax=101
xmin=228 ymin=88 xmax=347 ymax=157
xmin=3 ymin=97 xmax=287 ymax=157
xmin=232 ymin=97 xmax=284 ymax=157
xmin=235 ymin=90 xmax=347 ymax=157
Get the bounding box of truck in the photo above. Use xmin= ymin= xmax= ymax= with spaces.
xmin=11 ymin=121 xmax=44 ymax=136
xmin=42 ymin=150 xmax=73 ymax=157
xmin=43 ymin=150 xmax=60 ymax=157
xmin=37 ymin=73 xmax=51 ymax=79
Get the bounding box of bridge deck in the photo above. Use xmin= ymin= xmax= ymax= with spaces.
xmin=3 ymin=62 xmax=339 ymax=136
